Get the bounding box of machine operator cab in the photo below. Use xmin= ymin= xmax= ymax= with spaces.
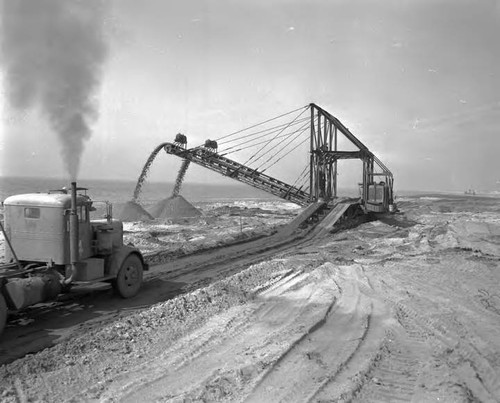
xmin=363 ymin=181 xmax=396 ymax=213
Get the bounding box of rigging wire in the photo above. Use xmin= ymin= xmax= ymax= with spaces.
xmin=218 ymin=120 xmax=310 ymax=155
xmin=295 ymin=168 xmax=311 ymax=192
xmin=259 ymin=117 xmax=309 ymax=168
xmin=218 ymin=116 xmax=310 ymax=146
xmin=254 ymin=115 xmax=315 ymax=170
xmin=257 ymin=121 xmax=311 ymax=171
xmin=260 ymin=136 xmax=310 ymax=173
xmin=242 ymin=106 xmax=310 ymax=167
xmin=291 ymin=168 xmax=311 ymax=195
xmin=215 ymin=125 xmax=304 ymax=179
xmin=219 ymin=132 xmax=296 ymax=156
xmin=290 ymin=163 xmax=310 ymax=188
xmin=299 ymin=183 xmax=310 ymax=195
xmin=182 ymin=104 xmax=316 ymax=201
xmin=212 ymin=105 xmax=308 ymax=143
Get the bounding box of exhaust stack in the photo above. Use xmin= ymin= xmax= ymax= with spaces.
xmin=68 ymin=181 xmax=79 ymax=282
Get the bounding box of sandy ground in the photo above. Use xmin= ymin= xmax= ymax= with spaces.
xmin=124 ymin=200 xmax=299 ymax=262
xmin=1 ymin=195 xmax=500 ymax=402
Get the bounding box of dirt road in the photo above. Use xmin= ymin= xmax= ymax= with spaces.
xmin=1 ymin=195 xmax=500 ymax=402
xmin=0 ymin=205 xmax=299 ymax=365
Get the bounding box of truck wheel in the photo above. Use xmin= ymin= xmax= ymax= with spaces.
xmin=0 ymin=294 xmax=7 ymax=337
xmin=113 ymin=254 xmax=143 ymax=298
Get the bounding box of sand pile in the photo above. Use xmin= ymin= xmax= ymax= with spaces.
xmin=115 ymin=201 xmax=154 ymax=222
xmin=148 ymin=195 xmax=201 ymax=219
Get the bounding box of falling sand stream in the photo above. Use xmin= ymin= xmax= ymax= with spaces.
xmin=117 ymin=144 xmax=197 ymax=221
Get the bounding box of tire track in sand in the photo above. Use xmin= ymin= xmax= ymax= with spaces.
xmin=242 ymin=265 xmax=391 ymax=403
xmin=96 ymin=264 xmax=339 ymax=402
xmin=376 ymin=258 xmax=500 ymax=400
xmin=390 ymin=301 xmax=500 ymax=401
xmin=312 ymin=265 xmax=435 ymax=403
xmin=352 ymin=270 xmax=500 ymax=402
xmin=77 ymin=266 xmax=299 ymax=400
xmin=348 ymin=312 xmax=431 ymax=402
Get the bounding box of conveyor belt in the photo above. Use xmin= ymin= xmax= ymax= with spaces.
xmin=310 ymin=202 xmax=354 ymax=237
xmin=163 ymin=143 xmax=311 ymax=206
xmin=276 ymin=201 xmax=327 ymax=238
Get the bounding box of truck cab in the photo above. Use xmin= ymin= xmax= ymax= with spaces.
xmin=1 ymin=183 xmax=147 ymax=336
xmin=4 ymin=191 xmax=93 ymax=266
xmin=2 ymin=190 xmax=134 ymax=281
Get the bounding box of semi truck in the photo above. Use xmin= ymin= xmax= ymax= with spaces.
xmin=0 ymin=182 xmax=148 ymax=336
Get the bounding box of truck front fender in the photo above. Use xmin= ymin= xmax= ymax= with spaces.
xmin=107 ymin=245 xmax=148 ymax=277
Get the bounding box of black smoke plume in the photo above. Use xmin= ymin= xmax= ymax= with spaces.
xmin=1 ymin=0 xmax=108 ymax=179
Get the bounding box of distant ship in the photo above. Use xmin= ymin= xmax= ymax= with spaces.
xmin=464 ymin=189 xmax=476 ymax=195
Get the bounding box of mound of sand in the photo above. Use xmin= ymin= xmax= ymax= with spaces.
xmin=148 ymin=195 xmax=201 ymax=219
xmin=115 ymin=201 xmax=154 ymax=222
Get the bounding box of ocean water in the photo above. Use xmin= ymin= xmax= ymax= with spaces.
xmin=0 ymin=176 xmax=282 ymax=204
xmin=4 ymin=176 xmax=494 ymax=206
xmin=0 ymin=176 xmax=372 ymax=204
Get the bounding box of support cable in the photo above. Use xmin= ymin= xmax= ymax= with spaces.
xmin=290 ymin=163 xmax=310 ymax=188
xmin=243 ymin=107 xmax=310 ymax=167
xmin=260 ymin=136 xmax=309 ymax=173
xmin=257 ymin=122 xmax=310 ymax=171
xmin=219 ymin=132 xmax=296 ymax=156
xmin=219 ymin=121 xmax=310 ymax=155
xmin=250 ymin=115 xmax=315 ymax=167
xmin=218 ymin=116 xmax=310 ymax=146
xmin=213 ymin=105 xmax=308 ymax=143
xmin=247 ymin=129 xmax=298 ymax=169
xmin=301 ymin=181 xmax=311 ymax=194
xmin=253 ymin=116 xmax=315 ymax=171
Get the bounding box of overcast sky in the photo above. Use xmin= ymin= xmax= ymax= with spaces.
xmin=1 ymin=0 xmax=499 ymax=192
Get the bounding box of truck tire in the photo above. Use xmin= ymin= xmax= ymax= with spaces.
xmin=0 ymin=293 xmax=7 ymax=337
xmin=113 ymin=254 xmax=143 ymax=298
